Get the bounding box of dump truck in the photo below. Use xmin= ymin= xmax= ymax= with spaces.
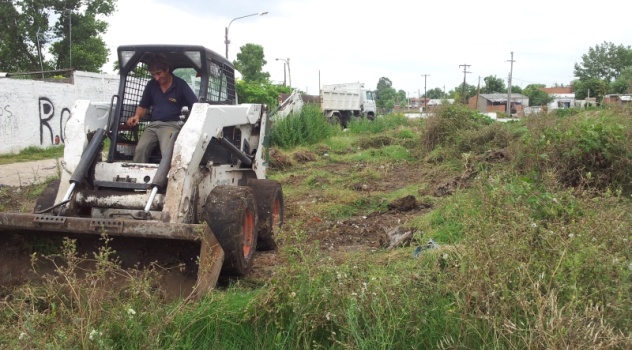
xmin=320 ymin=82 xmax=376 ymax=126
xmin=0 ymin=45 xmax=283 ymax=297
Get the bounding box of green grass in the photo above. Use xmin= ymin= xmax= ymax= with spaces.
xmin=2 ymin=107 xmax=631 ymax=349
xmin=0 ymin=145 xmax=64 ymax=165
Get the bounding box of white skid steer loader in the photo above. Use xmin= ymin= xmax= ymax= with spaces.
xmin=0 ymin=45 xmax=283 ymax=296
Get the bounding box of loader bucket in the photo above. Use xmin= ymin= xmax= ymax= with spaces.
xmin=0 ymin=212 xmax=224 ymax=298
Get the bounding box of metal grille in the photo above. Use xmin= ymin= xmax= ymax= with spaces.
xmin=121 ymin=63 xmax=151 ymax=141
xmin=114 ymin=64 xmax=152 ymax=160
xmin=206 ymin=61 xmax=235 ymax=103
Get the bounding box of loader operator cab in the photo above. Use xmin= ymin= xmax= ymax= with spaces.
xmin=106 ymin=45 xmax=238 ymax=164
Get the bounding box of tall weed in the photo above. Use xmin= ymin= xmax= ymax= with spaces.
xmin=512 ymin=111 xmax=632 ymax=193
xmin=270 ymin=103 xmax=338 ymax=148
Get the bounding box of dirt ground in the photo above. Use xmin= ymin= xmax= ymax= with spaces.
xmin=0 ymin=157 xmax=472 ymax=298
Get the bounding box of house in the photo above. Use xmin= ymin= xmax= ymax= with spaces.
xmin=540 ymin=86 xmax=575 ymax=110
xmin=469 ymin=93 xmax=529 ymax=117
xmin=602 ymin=94 xmax=632 ymax=105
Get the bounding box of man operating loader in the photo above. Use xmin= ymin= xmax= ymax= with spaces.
xmin=125 ymin=56 xmax=198 ymax=163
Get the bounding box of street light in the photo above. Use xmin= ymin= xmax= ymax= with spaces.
xmin=275 ymin=57 xmax=291 ymax=88
xmin=36 ymin=28 xmax=45 ymax=79
xmin=224 ymin=11 xmax=268 ymax=60
xmin=63 ymin=9 xmax=72 ymax=68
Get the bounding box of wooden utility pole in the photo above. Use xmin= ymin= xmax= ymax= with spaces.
xmin=506 ymin=52 xmax=515 ymax=117
xmin=459 ymin=64 xmax=471 ymax=104
xmin=421 ymin=74 xmax=429 ymax=111
xmin=476 ymin=76 xmax=481 ymax=109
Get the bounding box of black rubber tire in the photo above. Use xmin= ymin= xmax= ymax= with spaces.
xmin=248 ymin=179 xmax=284 ymax=251
xmin=33 ymin=179 xmax=60 ymax=213
xmin=202 ymin=186 xmax=258 ymax=276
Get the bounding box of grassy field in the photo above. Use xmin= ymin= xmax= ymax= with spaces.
xmin=0 ymin=104 xmax=630 ymax=349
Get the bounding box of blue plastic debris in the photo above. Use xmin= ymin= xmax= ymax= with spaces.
xmin=413 ymin=239 xmax=440 ymax=258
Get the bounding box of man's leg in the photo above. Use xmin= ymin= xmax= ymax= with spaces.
xmin=156 ymin=122 xmax=182 ymax=158
xmin=133 ymin=125 xmax=159 ymax=163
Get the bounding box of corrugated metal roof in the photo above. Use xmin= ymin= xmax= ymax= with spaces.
xmin=480 ymin=93 xmax=528 ymax=102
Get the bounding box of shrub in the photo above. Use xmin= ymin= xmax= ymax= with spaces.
xmin=511 ymin=111 xmax=632 ymax=193
xmin=270 ymin=103 xmax=338 ymax=149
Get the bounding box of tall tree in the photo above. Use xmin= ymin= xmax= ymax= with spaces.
xmin=233 ymin=43 xmax=270 ymax=83
xmin=376 ymin=77 xmax=392 ymax=91
xmin=573 ymin=41 xmax=632 ymax=83
xmin=49 ymin=0 xmax=116 ymax=71
xmin=609 ymin=66 xmax=632 ymax=94
xmin=375 ymin=77 xmax=396 ymax=111
xmin=481 ymin=75 xmax=506 ymax=94
xmin=0 ymin=0 xmax=116 ymax=73
xmin=0 ymin=0 xmax=49 ymax=72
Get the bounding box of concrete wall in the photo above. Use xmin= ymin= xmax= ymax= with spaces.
xmin=0 ymin=71 xmax=119 ymax=154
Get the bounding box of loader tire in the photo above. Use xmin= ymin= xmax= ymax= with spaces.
xmin=203 ymin=186 xmax=258 ymax=276
xmin=248 ymin=179 xmax=283 ymax=251
xmin=33 ymin=179 xmax=60 ymax=213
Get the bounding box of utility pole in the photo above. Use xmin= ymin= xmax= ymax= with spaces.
xmin=506 ymin=51 xmax=515 ymax=117
xmin=476 ymin=76 xmax=481 ymax=109
xmin=459 ymin=64 xmax=471 ymax=104
xmin=421 ymin=74 xmax=429 ymax=112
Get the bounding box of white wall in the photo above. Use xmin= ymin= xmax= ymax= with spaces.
xmin=0 ymin=71 xmax=119 ymax=154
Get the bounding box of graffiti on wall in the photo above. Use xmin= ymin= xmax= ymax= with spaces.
xmin=0 ymin=92 xmax=19 ymax=138
xmin=38 ymin=97 xmax=70 ymax=145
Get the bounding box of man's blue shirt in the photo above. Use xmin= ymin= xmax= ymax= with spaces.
xmin=139 ymin=75 xmax=198 ymax=122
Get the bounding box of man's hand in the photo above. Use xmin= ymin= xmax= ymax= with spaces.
xmin=126 ymin=115 xmax=140 ymax=127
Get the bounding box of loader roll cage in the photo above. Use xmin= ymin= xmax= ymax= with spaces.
xmin=106 ymin=45 xmax=238 ymax=163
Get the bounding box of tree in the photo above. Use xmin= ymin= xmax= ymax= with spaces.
xmin=0 ymin=0 xmax=116 ymax=73
xmin=50 ymin=1 xmax=116 ymax=71
xmin=375 ymin=77 xmax=397 ymax=111
xmin=481 ymin=75 xmax=506 ymax=94
xmin=573 ymin=41 xmax=632 ymax=83
xmin=426 ymin=87 xmax=446 ymax=99
xmin=609 ymin=66 xmax=632 ymax=94
xmin=0 ymin=0 xmax=49 ymax=72
xmin=450 ymin=82 xmax=476 ymax=104
xmin=572 ymin=78 xmax=608 ymax=101
xmin=236 ymin=80 xmax=290 ymax=108
xmin=376 ymin=77 xmax=392 ymax=91
xmin=396 ymin=89 xmax=407 ymax=107
xmin=522 ymin=84 xmax=553 ymax=107
xmin=510 ymin=85 xmax=523 ymax=94
xmin=233 ymin=43 xmax=270 ymax=83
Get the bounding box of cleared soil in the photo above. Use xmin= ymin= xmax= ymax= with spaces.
xmin=0 ymin=157 xmax=472 ymax=299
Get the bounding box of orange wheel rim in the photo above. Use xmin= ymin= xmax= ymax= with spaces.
xmin=243 ymin=208 xmax=255 ymax=258
xmin=271 ymin=198 xmax=281 ymax=229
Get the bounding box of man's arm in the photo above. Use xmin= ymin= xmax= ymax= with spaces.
xmin=126 ymin=106 xmax=148 ymax=127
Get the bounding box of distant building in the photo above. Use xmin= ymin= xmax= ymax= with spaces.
xmin=469 ymin=93 xmax=529 ymax=117
xmin=540 ymin=86 xmax=575 ymax=110
xmin=602 ymin=94 xmax=632 ymax=105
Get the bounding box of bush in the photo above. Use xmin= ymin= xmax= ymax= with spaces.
xmin=270 ymin=103 xmax=338 ymax=149
xmin=421 ymin=104 xmax=496 ymax=156
xmin=511 ymin=111 xmax=632 ymax=193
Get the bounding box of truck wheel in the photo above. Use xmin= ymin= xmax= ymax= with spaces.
xmin=248 ymin=179 xmax=284 ymax=251
xmin=34 ymin=179 xmax=60 ymax=213
xmin=202 ymin=186 xmax=258 ymax=276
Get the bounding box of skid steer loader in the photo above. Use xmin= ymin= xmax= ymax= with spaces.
xmin=0 ymin=45 xmax=283 ymax=297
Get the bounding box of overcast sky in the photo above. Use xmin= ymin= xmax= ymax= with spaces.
xmin=101 ymin=0 xmax=629 ymax=96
